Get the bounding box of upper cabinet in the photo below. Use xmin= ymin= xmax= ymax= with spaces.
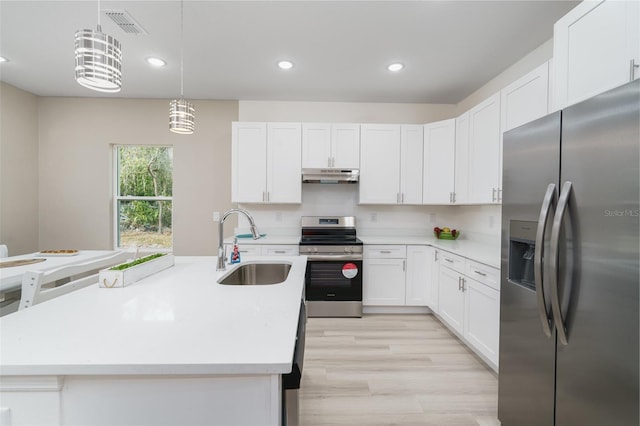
xmin=360 ymin=124 xmax=423 ymax=205
xmin=301 ymin=123 xmax=360 ymax=169
xmin=423 ymin=119 xmax=455 ymax=204
xmin=454 ymin=112 xmax=470 ymax=204
xmin=553 ymin=0 xmax=640 ymax=109
xmin=467 ymin=92 xmax=502 ymax=204
xmin=232 ymin=122 xmax=302 ymax=204
xmin=501 ymin=61 xmax=550 ymax=133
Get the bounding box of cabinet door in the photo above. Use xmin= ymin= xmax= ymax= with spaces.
xmin=501 ymin=62 xmax=550 ymax=133
xmin=232 ymin=122 xmax=267 ymax=203
xmin=423 ymin=119 xmax=455 ymax=204
xmin=266 ymin=123 xmax=302 ymax=204
xmin=302 ymin=123 xmax=331 ymax=168
xmin=553 ymin=0 xmax=640 ymax=109
xmin=463 ymin=277 xmax=500 ymax=366
xmin=400 ymin=125 xmax=424 ymax=204
xmin=406 ymin=245 xmax=431 ymax=306
xmin=359 ymin=124 xmax=401 ymax=204
xmin=467 ymin=93 xmax=501 ymax=204
xmin=427 ymin=249 xmax=440 ymax=313
xmin=363 ymin=258 xmax=406 ymax=306
xmin=454 ymin=112 xmax=470 ymax=204
xmin=438 ymin=266 xmax=464 ymax=334
xmin=332 ymin=124 xmax=360 ymax=169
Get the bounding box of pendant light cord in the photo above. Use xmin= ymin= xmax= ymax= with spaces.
xmin=180 ymin=0 xmax=184 ymax=98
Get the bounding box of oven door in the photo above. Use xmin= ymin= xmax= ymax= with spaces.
xmin=304 ymin=256 xmax=363 ymax=301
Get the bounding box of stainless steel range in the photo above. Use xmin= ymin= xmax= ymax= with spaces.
xmin=299 ymin=216 xmax=363 ymax=318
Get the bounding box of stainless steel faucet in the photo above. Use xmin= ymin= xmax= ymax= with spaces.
xmin=217 ymin=208 xmax=261 ymax=271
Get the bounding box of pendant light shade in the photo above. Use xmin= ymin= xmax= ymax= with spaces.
xmin=169 ymin=99 xmax=195 ymax=134
xmin=74 ymin=24 xmax=122 ymax=93
xmin=169 ymin=0 xmax=195 ymax=134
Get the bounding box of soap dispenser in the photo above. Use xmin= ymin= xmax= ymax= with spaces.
xmin=230 ymin=238 xmax=241 ymax=264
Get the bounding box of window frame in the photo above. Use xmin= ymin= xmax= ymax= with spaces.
xmin=112 ymin=145 xmax=174 ymax=252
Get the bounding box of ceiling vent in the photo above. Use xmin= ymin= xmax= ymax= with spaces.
xmin=103 ymin=10 xmax=148 ymax=35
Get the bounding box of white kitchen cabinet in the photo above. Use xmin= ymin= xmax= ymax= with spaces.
xmin=454 ymin=112 xmax=470 ymax=205
xmin=360 ymin=124 xmax=401 ymax=204
xmin=426 ymin=249 xmax=440 ymax=313
xmin=467 ymin=92 xmax=502 ymax=204
xmin=434 ymin=250 xmax=500 ymax=368
xmin=501 ymin=61 xmax=550 ymax=133
xmin=360 ymin=124 xmax=423 ymax=205
xmin=464 ymin=276 xmax=500 ymax=365
xmin=301 ymin=123 xmax=360 ymax=169
xmin=438 ymin=265 xmax=465 ymax=334
xmin=363 ymin=245 xmax=408 ymax=306
xmin=553 ymin=0 xmax=640 ymax=110
xmin=423 ymin=119 xmax=455 ymax=204
xmin=400 ymin=125 xmax=424 ymax=204
xmin=224 ymin=244 xmax=299 ymax=260
xmin=405 ymin=245 xmax=431 ymax=306
xmin=232 ymin=122 xmax=268 ymax=203
xmin=232 ymin=122 xmax=302 ymax=204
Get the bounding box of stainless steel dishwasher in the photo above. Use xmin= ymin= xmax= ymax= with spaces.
xmin=282 ymin=301 xmax=305 ymax=425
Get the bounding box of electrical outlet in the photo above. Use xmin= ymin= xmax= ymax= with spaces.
xmin=370 ymin=212 xmax=377 ymax=222
xmin=429 ymin=213 xmax=436 ymax=223
xmin=213 ymin=211 xmax=220 ymax=222
xmin=275 ymin=211 xmax=282 ymax=222
xmin=489 ymin=215 xmax=495 ymax=228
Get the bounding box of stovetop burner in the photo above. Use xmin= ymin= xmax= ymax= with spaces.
xmin=300 ymin=216 xmax=361 ymax=246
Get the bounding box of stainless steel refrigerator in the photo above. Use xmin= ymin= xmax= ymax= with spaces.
xmin=499 ymin=79 xmax=639 ymax=425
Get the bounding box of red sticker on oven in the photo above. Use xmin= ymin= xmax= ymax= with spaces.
xmin=342 ymin=263 xmax=358 ymax=279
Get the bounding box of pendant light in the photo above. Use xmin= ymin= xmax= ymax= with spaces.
xmin=169 ymin=0 xmax=195 ymax=134
xmin=74 ymin=0 xmax=122 ymax=93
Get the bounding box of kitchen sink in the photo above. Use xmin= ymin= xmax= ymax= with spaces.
xmin=217 ymin=262 xmax=291 ymax=285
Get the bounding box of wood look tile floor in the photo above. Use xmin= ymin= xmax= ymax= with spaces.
xmin=300 ymin=314 xmax=501 ymax=426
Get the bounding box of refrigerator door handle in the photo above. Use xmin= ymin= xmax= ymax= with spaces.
xmin=535 ymin=183 xmax=557 ymax=338
xmin=550 ymin=181 xmax=573 ymax=345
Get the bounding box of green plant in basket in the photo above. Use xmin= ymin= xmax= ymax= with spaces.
xmin=433 ymin=227 xmax=460 ymax=240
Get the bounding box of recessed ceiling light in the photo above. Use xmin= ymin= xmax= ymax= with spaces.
xmin=277 ymin=60 xmax=294 ymax=70
xmin=387 ymin=63 xmax=404 ymax=72
xmin=0 ymin=56 xmax=8 ymax=63
xmin=146 ymin=57 xmax=166 ymax=67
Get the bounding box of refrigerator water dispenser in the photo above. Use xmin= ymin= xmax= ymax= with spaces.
xmin=508 ymin=220 xmax=537 ymax=291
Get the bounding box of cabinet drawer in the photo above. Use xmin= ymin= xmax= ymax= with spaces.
xmin=466 ymin=260 xmax=499 ymax=291
xmin=364 ymin=245 xmax=407 ymax=259
xmin=235 ymin=245 xmax=263 ymax=256
xmin=438 ymin=251 xmax=465 ymax=274
xmin=262 ymin=245 xmax=299 ymax=256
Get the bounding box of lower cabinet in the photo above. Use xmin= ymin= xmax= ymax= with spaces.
xmin=426 ymin=249 xmax=440 ymax=313
xmin=436 ymin=251 xmax=500 ymax=369
xmin=438 ymin=265 xmax=465 ymax=334
xmin=223 ymin=243 xmax=299 ymax=259
xmin=464 ymin=277 xmax=500 ymax=365
xmin=363 ymin=246 xmax=407 ymax=306
xmin=364 ymin=245 xmax=431 ymax=307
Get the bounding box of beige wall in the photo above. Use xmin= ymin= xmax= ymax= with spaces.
xmin=37 ymin=98 xmax=238 ymax=255
xmin=456 ymin=39 xmax=554 ymax=113
xmin=0 ymin=83 xmax=39 ymax=255
xmin=239 ymin=100 xmax=456 ymax=123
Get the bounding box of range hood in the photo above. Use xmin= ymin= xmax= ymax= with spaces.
xmin=302 ymin=168 xmax=359 ymax=184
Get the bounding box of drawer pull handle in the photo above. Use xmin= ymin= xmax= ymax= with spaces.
xmin=273 ymin=250 xmax=286 ymax=254
xmin=445 ymin=258 xmax=454 ymax=263
xmin=474 ymin=270 xmax=487 ymax=276
xmin=380 ymin=250 xmax=391 ymax=254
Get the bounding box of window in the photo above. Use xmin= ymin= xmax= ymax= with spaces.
xmin=114 ymin=146 xmax=173 ymax=250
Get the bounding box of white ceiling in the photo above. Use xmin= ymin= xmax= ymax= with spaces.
xmin=0 ymin=1 xmax=578 ymax=104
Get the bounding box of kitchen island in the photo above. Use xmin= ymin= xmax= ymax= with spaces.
xmin=0 ymin=256 xmax=307 ymax=426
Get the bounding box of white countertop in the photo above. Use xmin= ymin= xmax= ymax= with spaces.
xmin=0 ymin=250 xmax=126 ymax=293
xmin=0 ymin=256 xmax=307 ymax=376
xmin=358 ymin=235 xmax=501 ymax=269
